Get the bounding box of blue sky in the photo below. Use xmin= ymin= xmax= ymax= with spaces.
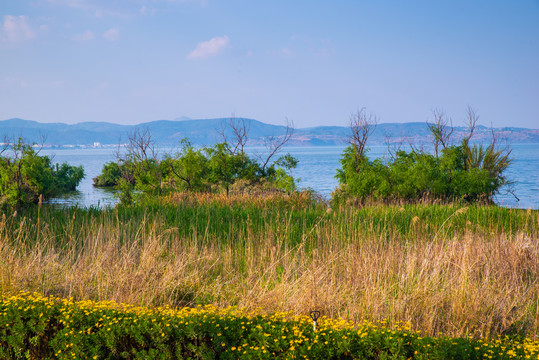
xmin=1 ymin=0 xmax=538 ymax=128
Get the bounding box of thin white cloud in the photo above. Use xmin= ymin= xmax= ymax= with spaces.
xmin=3 ymin=76 xmax=28 ymax=88
xmin=139 ymin=5 xmax=158 ymax=16
xmin=48 ymin=0 xmax=203 ymax=19
xmin=48 ymin=0 xmax=85 ymax=7
xmin=281 ymin=47 xmax=294 ymax=58
xmin=1 ymin=15 xmax=35 ymax=43
xmin=188 ymin=35 xmax=229 ymax=60
xmin=161 ymin=0 xmax=207 ymax=4
xmin=103 ymin=28 xmax=119 ymax=42
xmin=48 ymin=0 xmax=132 ymax=19
xmin=72 ymin=30 xmax=94 ymax=42
xmin=46 ymin=0 xmax=85 ymax=8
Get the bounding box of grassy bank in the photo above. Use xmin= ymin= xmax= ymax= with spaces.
xmin=1 ymin=194 xmax=538 ymax=339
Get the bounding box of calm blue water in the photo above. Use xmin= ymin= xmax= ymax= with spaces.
xmin=42 ymin=144 xmax=539 ymax=209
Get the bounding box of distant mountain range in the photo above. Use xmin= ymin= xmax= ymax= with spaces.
xmin=1 ymin=117 xmax=538 ymax=147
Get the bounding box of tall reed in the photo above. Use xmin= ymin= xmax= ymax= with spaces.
xmin=0 ymin=197 xmax=537 ymax=339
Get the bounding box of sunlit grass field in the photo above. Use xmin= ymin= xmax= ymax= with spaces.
xmin=1 ymin=193 xmax=538 ymax=357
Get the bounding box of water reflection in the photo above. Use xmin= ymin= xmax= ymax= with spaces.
xmin=45 ymin=187 xmax=117 ymax=208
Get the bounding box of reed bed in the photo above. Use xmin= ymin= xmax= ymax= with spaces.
xmin=0 ymin=196 xmax=538 ymax=339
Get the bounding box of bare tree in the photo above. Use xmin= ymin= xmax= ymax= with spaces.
xmin=126 ymin=127 xmax=157 ymax=164
xmin=0 ymin=135 xmax=10 ymax=156
xmin=384 ymin=133 xmax=404 ymax=161
xmin=122 ymin=127 xmax=162 ymax=193
xmin=427 ymin=109 xmax=453 ymax=157
xmin=261 ymin=118 xmax=294 ymax=172
xmin=218 ymin=115 xmax=250 ymax=155
xmin=462 ymin=105 xmax=478 ymax=149
xmin=349 ymin=108 xmax=377 ymax=169
xmin=461 ymin=106 xmax=480 ymax=172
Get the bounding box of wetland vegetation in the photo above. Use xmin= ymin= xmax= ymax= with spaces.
xmin=1 ymin=111 xmax=537 ymax=358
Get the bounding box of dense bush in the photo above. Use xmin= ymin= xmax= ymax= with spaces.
xmin=93 ymin=136 xmax=298 ymax=205
xmin=92 ymin=162 xmax=121 ymax=187
xmin=2 ymin=292 xmax=538 ymax=359
xmin=335 ymin=109 xmax=512 ymax=204
xmin=0 ymin=139 xmax=84 ymax=208
xmin=335 ymin=145 xmax=510 ymax=204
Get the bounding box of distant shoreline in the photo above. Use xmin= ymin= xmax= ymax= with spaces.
xmin=2 ymin=117 xmax=539 ymax=147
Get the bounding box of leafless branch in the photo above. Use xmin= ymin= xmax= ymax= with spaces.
xmin=508 ymin=188 xmax=520 ymax=202
xmin=127 ymin=127 xmax=157 ymax=164
xmin=462 ymin=106 xmax=478 ymax=147
xmin=349 ymin=108 xmax=377 ymax=157
xmin=168 ymin=162 xmax=192 ymax=190
xmin=427 ymin=109 xmax=453 ymax=157
xmin=384 ymin=133 xmax=403 ymax=161
xmin=0 ymin=135 xmax=10 ymax=156
xmin=114 ymin=137 xmax=123 ymax=163
xmin=407 ymin=138 xmax=426 ymax=154
xmin=348 ymin=108 xmax=377 ymax=170
xmin=218 ymin=115 xmax=250 ymax=155
xmin=261 ymin=118 xmax=294 ymax=172
xmin=32 ymin=133 xmax=48 ymax=156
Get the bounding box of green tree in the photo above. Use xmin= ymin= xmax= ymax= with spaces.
xmin=270 ymin=153 xmax=299 ymax=193
xmin=0 ymin=138 xmax=84 ymax=208
xmin=166 ymin=139 xmax=209 ymax=192
xmin=205 ymin=143 xmax=264 ymax=194
xmin=93 ymin=162 xmax=121 ymax=187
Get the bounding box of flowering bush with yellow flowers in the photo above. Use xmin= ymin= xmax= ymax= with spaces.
xmin=1 ymin=292 xmax=538 ymax=359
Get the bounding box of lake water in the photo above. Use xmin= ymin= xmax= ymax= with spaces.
xmin=42 ymin=144 xmax=539 ymax=209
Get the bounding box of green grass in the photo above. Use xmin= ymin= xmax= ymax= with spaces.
xmin=1 ymin=197 xmax=538 ymax=339
xmin=7 ymin=200 xmax=538 ymax=248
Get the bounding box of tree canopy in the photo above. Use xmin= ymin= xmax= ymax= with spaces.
xmin=0 ymin=139 xmax=84 ymax=209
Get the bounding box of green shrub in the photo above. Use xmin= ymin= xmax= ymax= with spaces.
xmin=93 ymin=162 xmax=122 ymax=187
xmin=336 ymin=108 xmax=513 ymax=205
xmin=335 ymin=143 xmax=511 ymax=205
xmin=94 ymin=135 xmax=299 ymax=203
xmin=0 ymin=139 xmax=84 ymax=208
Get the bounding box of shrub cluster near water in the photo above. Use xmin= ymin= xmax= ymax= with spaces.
xmin=93 ymin=121 xmax=298 ymax=205
xmin=0 ymin=139 xmax=84 ymax=209
xmin=334 ymin=108 xmax=512 ymax=204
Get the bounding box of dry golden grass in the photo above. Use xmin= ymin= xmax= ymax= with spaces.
xmin=0 ymin=202 xmax=538 ymax=339
xmin=164 ymin=189 xmax=316 ymax=208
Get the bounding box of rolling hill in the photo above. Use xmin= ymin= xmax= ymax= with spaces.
xmin=1 ymin=117 xmax=538 ymax=147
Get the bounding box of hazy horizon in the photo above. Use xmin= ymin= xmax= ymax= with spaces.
xmin=4 ymin=115 xmax=539 ymax=130
xmin=1 ymin=1 xmax=538 ymax=129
